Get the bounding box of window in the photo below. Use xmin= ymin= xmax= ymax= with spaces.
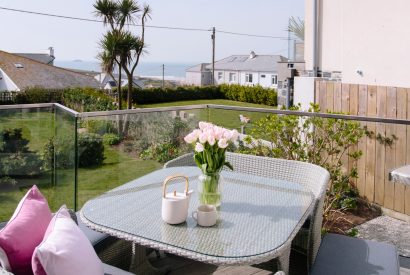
xmin=217 ymin=72 xmax=223 ymax=80
xmin=229 ymin=73 xmax=236 ymax=82
xmin=272 ymin=75 xmax=278 ymax=85
xmin=245 ymin=73 xmax=253 ymax=83
xmin=261 ymin=74 xmax=266 ymax=78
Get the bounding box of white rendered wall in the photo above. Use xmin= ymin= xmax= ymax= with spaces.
xmin=185 ymin=72 xmax=202 ymax=86
xmin=294 ymin=77 xmax=317 ymax=111
xmin=305 ymin=0 xmax=410 ymax=87
xmin=0 ymin=69 xmax=19 ymax=91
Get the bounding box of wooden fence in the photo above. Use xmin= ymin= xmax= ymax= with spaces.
xmin=315 ymin=81 xmax=410 ymax=215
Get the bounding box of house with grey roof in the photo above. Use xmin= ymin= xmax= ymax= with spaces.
xmin=14 ymin=47 xmax=55 ymax=65
xmin=0 ymin=50 xmax=100 ymax=91
xmin=95 ymin=72 xmax=144 ymax=91
xmin=185 ymin=52 xmax=287 ymax=88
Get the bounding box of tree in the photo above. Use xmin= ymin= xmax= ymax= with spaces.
xmin=97 ymin=32 xmax=123 ymax=109
xmin=287 ymin=16 xmax=304 ymax=42
xmin=94 ymin=0 xmax=151 ymax=110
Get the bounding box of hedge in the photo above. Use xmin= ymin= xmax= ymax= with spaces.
xmin=10 ymin=87 xmax=115 ymax=112
xmin=219 ymin=84 xmax=277 ymax=106
xmin=132 ymin=86 xmax=222 ymax=104
xmin=1 ymin=84 xmax=277 ymax=110
xmin=132 ymin=84 xmax=277 ymax=106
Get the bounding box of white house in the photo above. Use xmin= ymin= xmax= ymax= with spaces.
xmin=186 ymin=52 xmax=287 ymax=88
xmin=95 ymin=73 xmax=144 ymax=90
xmin=0 ymin=50 xmax=100 ymax=91
xmin=185 ymin=63 xmax=212 ymax=86
xmin=304 ymin=0 xmax=410 ymax=87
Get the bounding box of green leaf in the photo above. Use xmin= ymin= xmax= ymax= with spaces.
xmin=224 ymin=161 xmax=233 ymax=170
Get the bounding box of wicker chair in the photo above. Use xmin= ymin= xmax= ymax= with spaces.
xmin=164 ymin=152 xmax=330 ymax=271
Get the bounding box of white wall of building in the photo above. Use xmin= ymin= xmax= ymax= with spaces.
xmin=305 ymin=0 xmax=410 ymax=87
xmin=186 ymin=71 xmax=202 ymax=86
xmin=294 ymin=77 xmax=317 ymax=111
xmin=0 ymin=69 xmax=19 ymax=91
xmin=197 ymin=69 xmax=278 ymax=88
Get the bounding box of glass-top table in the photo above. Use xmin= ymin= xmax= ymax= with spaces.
xmin=81 ymin=167 xmax=314 ymax=274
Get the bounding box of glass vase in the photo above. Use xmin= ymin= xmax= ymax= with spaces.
xmin=198 ymin=172 xmax=222 ymax=208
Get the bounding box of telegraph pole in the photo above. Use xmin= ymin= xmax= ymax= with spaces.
xmin=211 ymin=27 xmax=215 ymax=85
xmin=162 ymin=64 xmax=165 ymax=88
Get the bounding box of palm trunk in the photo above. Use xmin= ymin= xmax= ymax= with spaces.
xmin=127 ymin=74 xmax=133 ymax=109
xmin=118 ymin=67 xmax=122 ymax=110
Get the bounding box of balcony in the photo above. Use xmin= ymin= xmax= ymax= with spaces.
xmin=0 ymin=103 xmax=408 ymax=275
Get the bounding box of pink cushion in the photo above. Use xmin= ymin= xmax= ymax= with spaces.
xmin=32 ymin=206 xmax=103 ymax=275
xmin=0 ymin=185 xmax=52 ymax=275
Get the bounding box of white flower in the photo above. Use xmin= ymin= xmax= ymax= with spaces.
xmin=217 ymin=138 xmax=228 ymax=149
xmin=239 ymin=114 xmax=250 ymax=124
xmin=199 ymin=121 xmax=212 ymax=130
xmin=184 ymin=133 xmax=197 ymax=144
xmin=214 ymin=126 xmax=224 ymax=140
xmin=230 ymin=129 xmax=239 ymax=141
xmin=192 ymin=129 xmax=202 ymax=139
xmin=207 ymin=134 xmax=216 ymax=146
xmin=195 ymin=142 xmax=204 ymax=152
xmin=199 ymin=132 xmax=207 ymax=143
xmin=223 ymin=129 xmax=233 ymax=140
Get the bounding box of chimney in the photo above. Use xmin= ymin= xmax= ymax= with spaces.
xmin=249 ymin=51 xmax=256 ymax=59
xmin=48 ymin=47 xmax=54 ymax=58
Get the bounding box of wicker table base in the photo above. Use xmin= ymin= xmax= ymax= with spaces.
xmin=129 ymin=244 xmax=170 ymax=275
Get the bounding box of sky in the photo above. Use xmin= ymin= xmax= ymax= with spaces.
xmin=0 ymin=0 xmax=304 ymax=63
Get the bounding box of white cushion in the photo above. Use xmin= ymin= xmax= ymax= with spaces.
xmin=32 ymin=205 xmax=104 ymax=275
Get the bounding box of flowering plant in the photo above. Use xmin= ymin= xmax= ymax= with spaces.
xmin=184 ymin=122 xmax=239 ymax=174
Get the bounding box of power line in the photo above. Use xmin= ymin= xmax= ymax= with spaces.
xmin=0 ymin=6 xmax=291 ymax=39
xmin=216 ymin=30 xmax=287 ymax=39
xmin=0 ymin=6 xmax=211 ymax=32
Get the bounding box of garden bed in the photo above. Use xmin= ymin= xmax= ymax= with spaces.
xmin=324 ymin=198 xmax=382 ymax=235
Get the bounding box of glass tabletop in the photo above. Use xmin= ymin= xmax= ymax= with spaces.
xmin=81 ymin=166 xmax=314 ymax=260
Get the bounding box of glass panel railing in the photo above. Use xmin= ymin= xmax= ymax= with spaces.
xmin=53 ymin=106 xmax=77 ymax=210
xmin=205 ymin=105 xmax=410 ymax=227
xmin=0 ymin=106 xmax=54 ymax=220
xmin=1 ymin=103 xmax=408 ymax=220
xmin=76 ymin=108 xmax=202 ymax=207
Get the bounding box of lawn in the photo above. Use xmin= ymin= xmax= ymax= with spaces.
xmin=141 ymin=99 xmax=273 ymax=130
xmin=0 ymin=111 xmax=161 ymax=221
xmin=139 ymin=99 xmax=275 ymax=109
xmin=0 ymin=99 xmax=274 ymax=221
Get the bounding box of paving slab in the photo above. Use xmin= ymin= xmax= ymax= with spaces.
xmin=355 ymin=216 xmax=410 ymax=257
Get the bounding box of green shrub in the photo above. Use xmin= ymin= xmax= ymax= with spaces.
xmin=41 ymin=136 xmax=75 ymax=170
xmin=78 ymin=133 xmax=105 ymax=167
xmin=4 ymin=84 xmax=277 ymax=110
xmin=238 ymin=104 xmax=366 ymax=225
xmin=133 ymin=84 xmax=277 ymax=106
xmin=132 ymin=86 xmax=222 ymax=104
xmin=14 ymin=87 xmax=64 ymax=104
xmin=0 ymin=128 xmax=43 ymax=181
xmin=103 ymin=133 xmax=120 ymax=145
xmin=63 ymin=88 xmax=115 ymax=112
xmin=219 ymin=84 xmax=277 ymax=106
xmin=81 ymin=120 xmax=117 ymax=136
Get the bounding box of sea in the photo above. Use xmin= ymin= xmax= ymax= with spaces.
xmin=55 ymin=60 xmax=195 ymax=82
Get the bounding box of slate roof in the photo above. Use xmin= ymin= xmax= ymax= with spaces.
xmin=186 ymin=63 xmax=211 ymax=72
xmin=0 ymin=51 xmax=100 ymax=90
xmin=206 ymin=54 xmax=287 ymax=72
xmin=13 ymin=53 xmax=55 ymax=65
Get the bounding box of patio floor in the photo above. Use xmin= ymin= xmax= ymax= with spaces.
xmin=355 ymin=215 xmax=410 ymax=275
xmin=148 ymin=250 xmax=307 ymax=275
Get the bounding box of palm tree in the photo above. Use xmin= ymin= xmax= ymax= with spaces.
xmin=121 ymin=4 xmax=151 ymax=109
xmin=97 ymin=30 xmax=123 ymax=109
xmin=287 ymin=16 xmax=304 ymax=41
xmin=94 ymin=0 xmax=151 ymax=110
